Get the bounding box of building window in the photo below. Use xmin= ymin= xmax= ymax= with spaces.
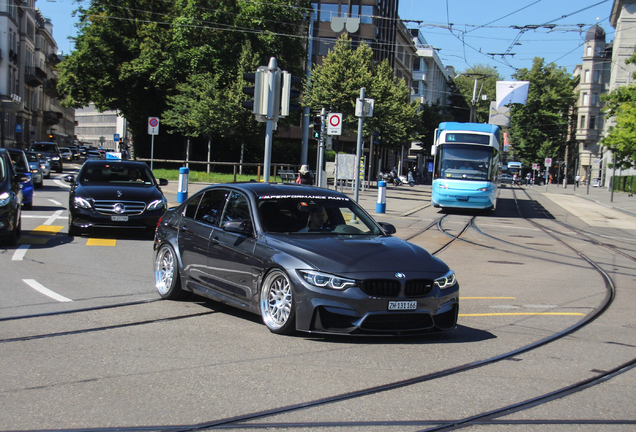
xmin=592 ymin=93 xmax=598 ymax=106
xmin=594 ymin=70 xmax=600 ymax=83
xmin=316 ymin=38 xmax=336 ymax=56
xmin=412 ymin=80 xmax=420 ymax=95
xmin=584 ymin=70 xmax=590 ymax=83
xmin=586 ymin=46 xmax=592 ymax=56
xmin=582 ymin=92 xmax=589 ymax=106
xmin=580 ymin=115 xmax=586 ymax=129
xmin=590 ymin=116 xmax=596 ymax=130
xmin=360 ymin=5 xmax=373 ymax=24
xmin=318 ymin=3 xmax=338 ymax=22
xmin=412 ymin=57 xmax=420 ymax=71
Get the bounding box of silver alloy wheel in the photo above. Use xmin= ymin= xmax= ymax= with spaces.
xmin=155 ymin=246 xmax=175 ymax=296
xmin=260 ymin=270 xmax=293 ymax=331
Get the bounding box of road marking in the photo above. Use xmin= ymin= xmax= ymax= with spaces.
xmin=87 ymin=238 xmax=117 ymax=246
xmin=48 ymin=199 xmax=62 ymax=206
xmin=12 ymin=245 xmax=30 ymax=261
xmin=23 ymin=279 xmax=73 ymax=302
xmin=460 ymin=312 xmax=585 ymax=317
xmin=43 ymin=210 xmax=64 ymax=225
xmin=33 ymin=225 xmax=64 ymax=233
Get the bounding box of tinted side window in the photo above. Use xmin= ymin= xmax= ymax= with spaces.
xmin=195 ymin=189 xmax=229 ymax=226
xmin=184 ymin=194 xmax=203 ymax=219
xmin=221 ymin=192 xmax=251 ymax=224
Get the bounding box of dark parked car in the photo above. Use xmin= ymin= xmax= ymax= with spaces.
xmin=69 ymin=146 xmax=80 ymax=160
xmin=64 ymin=160 xmax=169 ymax=236
xmin=30 ymin=142 xmax=63 ymax=173
xmin=153 ymin=183 xmax=459 ymax=335
xmin=7 ymin=148 xmax=34 ymax=210
xmin=0 ymin=149 xmax=27 ymax=245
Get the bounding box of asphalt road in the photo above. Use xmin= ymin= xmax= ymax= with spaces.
xmin=1 ymin=165 xmax=635 ymax=431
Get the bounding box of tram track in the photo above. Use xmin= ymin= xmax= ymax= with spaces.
xmin=124 ymin=190 xmax=627 ymax=432
xmin=3 ymin=188 xmax=634 ymax=431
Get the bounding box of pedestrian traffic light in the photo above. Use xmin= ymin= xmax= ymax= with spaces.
xmin=280 ymin=72 xmax=302 ymax=117
xmin=312 ymin=116 xmax=321 ymax=139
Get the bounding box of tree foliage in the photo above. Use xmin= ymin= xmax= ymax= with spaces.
xmin=507 ymin=57 xmax=578 ymax=165
xmin=303 ymin=35 xmax=419 ymax=147
xmin=453 ymin=64 xmax=503 ymax=123
xmin=601 ymin=85 xmax=636 ymax=169
xmin=56 ymin=0 xmax=309 ymax=159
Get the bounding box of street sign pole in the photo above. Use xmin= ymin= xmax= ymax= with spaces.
xmin=148 ymin=117 xmax=159 ymax=170
xmin=354 ymin=88 xmax=365 ymax=204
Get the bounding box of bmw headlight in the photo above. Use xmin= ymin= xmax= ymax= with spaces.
xmin=434 ymin=270 xmax=457 ymax=290
xmin=0 ymin=192 xmax=11 ymax=207
xmin=73 ymin=196 xmax=92 ymax=209
xmin=147 ymin=198 xmax=167 ymax=211
xmin=299 ymin=270 xmax=356 ymax=290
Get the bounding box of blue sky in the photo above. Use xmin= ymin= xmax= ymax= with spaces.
xmin=37 ymin=0 xmax=614 ymax=79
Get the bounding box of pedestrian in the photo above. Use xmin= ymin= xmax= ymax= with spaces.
xmin=525 ymin=172 xmax=531 ymax=186
xmin=575 ymin=174 xmax=580 ymax=187
xmin=298 ymin=165 xmax=313 ymax=185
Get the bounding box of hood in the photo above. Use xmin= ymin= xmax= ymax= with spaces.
xmin=264 ymin=234 xmax=448 ymax=276
xmin=76 ymin=184 xmax=164 ymax=201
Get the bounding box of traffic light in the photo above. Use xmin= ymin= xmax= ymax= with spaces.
xmin=242 ymin=68 xmax=272 ymax=116
xmin=280 ymin=72 xmax=302 ymax=117
xmin=48 ymin=134 xmax=54 ymax=140
xmin=312 ymin=116 xmax=321 ymax=139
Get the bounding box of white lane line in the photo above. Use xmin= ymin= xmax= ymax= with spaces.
xmin=44 ymin=210 xmax=64 ymax=225
xmin=55 ymin=178 xmax=71 ymax=188
xmin=48 ymin=199 xmax=62 ymax=206
xmin=23 ymin=279 xmax=73 ymax=302
xmin=12 ymin=244 xmax=30 ymax=261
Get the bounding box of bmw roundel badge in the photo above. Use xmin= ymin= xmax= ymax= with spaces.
xmin=395 ymin=272 xmax=406 ymax=279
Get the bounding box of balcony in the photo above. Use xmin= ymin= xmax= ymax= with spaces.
xmin=43 ymin=78 xmax=58 ymax=97
xmin=46 ymin=53 xmax=61 ymax=65
xmin=43 ymin=110 xmax=63 ymax=126
xmin=25 ymin=66 xmax=47 ymax=87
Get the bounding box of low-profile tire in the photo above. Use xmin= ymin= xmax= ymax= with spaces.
xmin=155 ymin=244 xmax=184 ymax=300
xmin=260 ymin=269 xmax=296 ymax=335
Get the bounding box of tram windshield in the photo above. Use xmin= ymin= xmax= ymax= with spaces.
xmin=434 ymin=144 xmax=497 ymax=181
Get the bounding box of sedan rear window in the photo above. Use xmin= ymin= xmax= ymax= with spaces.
xmin=79 ymin=165 xmax=154 ymax=185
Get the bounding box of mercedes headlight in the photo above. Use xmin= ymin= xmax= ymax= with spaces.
xmin=434 ymin=270 xmax=457 ymax=290
xmin=73 ymin=196 xmax=92 ymax=209
xmin=0 ymin=192 xmax=11 ymax=207
xmin=299 ymin=270 xmax=356 ymax=290
xmin=147 ymin=198 xmax=167 ymax=211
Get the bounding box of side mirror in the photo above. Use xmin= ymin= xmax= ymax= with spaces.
xmin=223 ymin=220 xmax=253 ymax=236
xmin=63 ymin=175 xmax=76 ymax=184
xmin=378 ymin=222 xmax=396 ymax=235
xmin=158 ymin=179 xmax=169 ymax=186
xmin=14 ymin=174 xmax=29 ymax=183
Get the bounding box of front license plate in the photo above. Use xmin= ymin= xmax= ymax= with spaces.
xmin=388 ymin=301 xmax=417 ymax=311
xmin=111 ymin=215 xmax=129 ymax=222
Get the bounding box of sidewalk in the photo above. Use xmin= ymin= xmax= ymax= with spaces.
xmin=523 ymin=182 xmax=636 ymax=219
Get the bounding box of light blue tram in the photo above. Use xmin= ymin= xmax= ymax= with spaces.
xmin=431 ymin=122 xmax=501 ymax=211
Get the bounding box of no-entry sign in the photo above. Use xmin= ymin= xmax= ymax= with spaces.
xmin=327 ymin=113 xmax=342 ymax=135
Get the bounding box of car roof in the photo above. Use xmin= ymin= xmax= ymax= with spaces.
xmin=208 ymin=182 xmax=350 ymax=199
xmin=81 ymin=160 xmax=149 ymax=168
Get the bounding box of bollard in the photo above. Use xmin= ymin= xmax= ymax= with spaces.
xmin=177 ymin=167 xmax=189 ymax=204
xmin=376 ymin=180 xmax=387 ymax=213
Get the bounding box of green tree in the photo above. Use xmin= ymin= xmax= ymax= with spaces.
xmin=507 ymin=57 xmax=578 ymax=166
xmin=601 ymin=85 xmax=636 ymax=169
xmin=56 ymin=0 xmax=308 ymax=159
xmin=453 ymin=64 xmax=503 ymax=123
xmin=303 ymin=35 xmax=418 ymax=146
